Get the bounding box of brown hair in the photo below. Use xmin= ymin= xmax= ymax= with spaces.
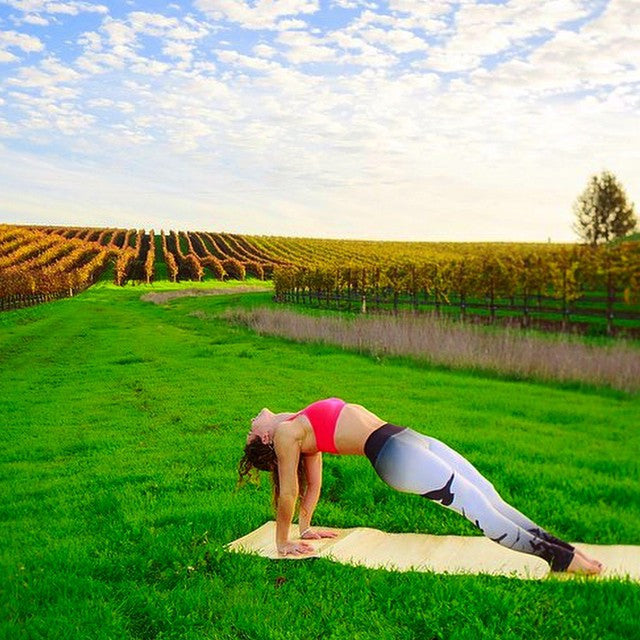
xmin=238 ymin=438 xmax=307 ymax=511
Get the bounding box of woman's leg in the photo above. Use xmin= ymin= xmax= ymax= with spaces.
xmin=364 ymin=425 xmax=575 ymax=571
xmin=420 ymin=434 xmax=575 ymax=552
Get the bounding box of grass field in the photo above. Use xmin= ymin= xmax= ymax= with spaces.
xmin=1 ymin=276 xmax=639 ymax=639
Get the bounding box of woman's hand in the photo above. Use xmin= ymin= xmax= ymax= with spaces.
xmin=300 ymin=528 xmax=338 ymax=540
xmin=277 ymin=540 xmax=315 ymax=556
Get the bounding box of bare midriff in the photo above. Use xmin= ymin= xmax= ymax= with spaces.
xmin=296 ymin=403 xmax=386 ymax=456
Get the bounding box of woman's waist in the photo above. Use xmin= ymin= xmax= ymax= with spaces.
xmin=333 ymin=404 xmax=386 ymax=455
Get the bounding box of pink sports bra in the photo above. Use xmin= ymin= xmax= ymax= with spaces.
xmin=285 ymin=397 xmax=346 ymax=453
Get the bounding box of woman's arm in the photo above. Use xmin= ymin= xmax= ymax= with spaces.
xmin=298 ymin=453 xmax=338 ymax=540
xmin=273 ymin=426 xmax=313 ymax=556
xmin=298 ymin=453 xmax=322 ymax=534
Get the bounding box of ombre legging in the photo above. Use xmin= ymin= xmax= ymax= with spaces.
xmin=364 ymin=424 xmax=575 ymax=571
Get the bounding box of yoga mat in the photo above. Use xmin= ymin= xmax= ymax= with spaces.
xmin=227 ymin=521 xmax=640 ymax=582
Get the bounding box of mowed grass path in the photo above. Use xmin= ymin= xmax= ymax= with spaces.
xmin=1 ymin=278 xmax=639 ymax=639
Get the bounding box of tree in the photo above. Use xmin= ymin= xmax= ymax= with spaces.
xmin=573 ymin=171 xmax=637 ymax=246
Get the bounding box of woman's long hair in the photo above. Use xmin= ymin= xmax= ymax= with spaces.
xmin=238 ymin=438 xmax=307 ymax=511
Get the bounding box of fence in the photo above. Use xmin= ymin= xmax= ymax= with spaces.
xmin=0 ymin=291 xmax=72 ymax=311
xmin=276 ymin=287 xmax=640 ymax=337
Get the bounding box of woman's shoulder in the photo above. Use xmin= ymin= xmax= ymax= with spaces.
xmin=274 ymin=415 xmax=307 ymax=436
xmin=273 ymin=419 xmax=308 ymax=458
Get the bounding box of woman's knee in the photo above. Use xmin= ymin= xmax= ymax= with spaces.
xmin=426 ymin=438 xmax=497 ymax=493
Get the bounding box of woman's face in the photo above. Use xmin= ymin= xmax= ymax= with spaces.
xmin=247 ymin=408 xmax=275 ymax=445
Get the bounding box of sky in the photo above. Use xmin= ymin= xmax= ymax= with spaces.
xmin=0 ymin=0 xmax=638 ymax=242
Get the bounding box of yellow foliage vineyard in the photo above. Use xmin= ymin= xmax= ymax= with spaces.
xmin=1 ymin=224 xmax=639 ymax=336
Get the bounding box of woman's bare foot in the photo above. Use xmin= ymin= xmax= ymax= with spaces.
xmin=565 ymin=551 xmax=603 ymax=575
xmin=574 ymin=548 xmax=604 ymax=572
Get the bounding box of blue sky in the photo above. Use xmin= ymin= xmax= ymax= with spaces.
xmin=0 ymin=0 xmax=638 ymax=241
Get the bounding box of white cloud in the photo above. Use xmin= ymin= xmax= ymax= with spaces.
xmin=75 ymin=50 xmax=124 ymax=73
xmin=1 ymin=0 xmax=108 ymax=18
xmin=0 ymin=50 xmax=19 ymax=62
xmin=0 ymin=116 xmax=18 ymax=136
xmin=385 ymin=0 xmax=453 ymax=31
xmin=276 ymin=18 xmax=308 ymax=30
xmin=253 ymin=43 xmax=277 ymax=58
xmin=128 ymin=11 xmax=209 ymax=41
xmin=327 ymin=27 xmax=399 ymax=68
xmin=73 ymin=12 xmax=209 ymax=75
xmin=19 ymin=14 xmax=50 ymax=25
xmin=330 ymin=0 xmax=376 ymax=8
xmin=102 ymin=19 xmax=137 ymax=49
xmin=86 ymin=97 xmax=113 ymax=107
xmin=2 ymin=0 xmax=108 ymax=15
xmin=388 ymin=0 xmax=451 ymax=18
xmin=0 ymin=29 xmax=45 ymax=55
xmin=162 ymin=40 xmax=194 ymax=64
xmin=128 ymin=11 xmax=177 ymax=32
xmin=129 ymin=58 xmax=170 ymax=75
xmin=216 ymin=48 xmax=280 ymax=71
xmin=77 ymin=30 xmax=101 ymax=52
xmin=8 ymin=89 xmax=95 ymax=133
xmin=466 ymin=0 xmax=639 ymax=96
xmin=8 ymin=55 xmax=81 ymax=88
xmin=360 ymin=26 xmax=428 ymax=53
xmin=194 ymin=0 xmax=320 ymax=30
xmin=277 ymin=29 xmax=338 ymax=64
xmin=420 ymin=0 xmax=597 ymax=73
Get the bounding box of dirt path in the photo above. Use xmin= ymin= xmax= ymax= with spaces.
xmin=140 ymin=286 xmax=271 ymax=305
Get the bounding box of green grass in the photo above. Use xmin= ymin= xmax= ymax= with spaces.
xmin=1 ymin=277 xmax=639 ymax=639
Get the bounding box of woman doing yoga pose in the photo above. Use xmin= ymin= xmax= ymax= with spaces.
xmin=238 ymin=397 xmax=603 ymax=574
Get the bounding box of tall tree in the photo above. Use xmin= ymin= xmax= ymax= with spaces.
xmin=573 ymin=171 xmax=637 ymax=246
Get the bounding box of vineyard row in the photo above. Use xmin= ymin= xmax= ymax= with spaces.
xmin=1 ymin=224 xmax=639 ymax=337
xmin=272 ymin=245 xmax=640 ymax=336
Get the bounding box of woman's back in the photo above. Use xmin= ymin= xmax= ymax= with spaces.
xmin=282 ymin=400 xmax=385 ymax=456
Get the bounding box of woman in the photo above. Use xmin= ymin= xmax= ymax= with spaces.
xmin=238 ymin=397 xmax=603 ymax=574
